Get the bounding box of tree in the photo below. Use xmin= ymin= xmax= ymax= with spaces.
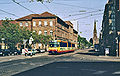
xmin=78 ymin=35 xmax=91 ymax=49
xmin=89 ymin=38 xmax=93 ymax=45
xmin=0 ymin=19 xmax=31 ymax=49
xmin=32 ymin=32 xmax=52 ymax=49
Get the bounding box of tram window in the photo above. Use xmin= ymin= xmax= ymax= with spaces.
xmin=49 ymin=44 xmax=59 ymax=47
xmin=68 ymin=42 xmax=71 ymax=47
xmin=72 ymin=44 xmax=75 ymax=47
xmin=60 ymin=42 xmax=67 ymax=47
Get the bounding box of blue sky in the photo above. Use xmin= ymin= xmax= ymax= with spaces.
xmin=0 ymin=0 xmax=107 ymax=40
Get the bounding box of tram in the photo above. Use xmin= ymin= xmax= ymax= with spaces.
xmin=48 ymin=40 xmax=76 ymax=54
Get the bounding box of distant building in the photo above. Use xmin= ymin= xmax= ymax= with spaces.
xmin=99 ymin=0 xmax=120 ymax=56
xmin=93 ymin=20 xmax=99 ymax=46
xmin=0 ymin=12 xmax=78 ymax=49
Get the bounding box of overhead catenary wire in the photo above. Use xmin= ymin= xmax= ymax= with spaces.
xmin=0 ymin=9 xmax=19 ymax=17
xmin=0 ymin=1 xmax=30 ymax=4
xmin=12 ymin=0 xmax=36 ymax=14
xmin=63 ymin=9 xmax=104 ymax=19
xmin=72 ymin=13 xmax=103 ymax=20
xmin=52 ymin=2 xmax=99 ymax=10
xmin=42 ymin=3 xmax=53 ymax=13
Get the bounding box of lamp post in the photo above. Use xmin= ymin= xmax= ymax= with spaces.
xmin=1 ymin=38 xmax=5 ymax=49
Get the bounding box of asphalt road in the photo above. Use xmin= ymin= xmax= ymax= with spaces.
xmin=1 ymin=49 xmax=120 ymax=76
xmin=13 ymin=61 xmax=120 ymax=76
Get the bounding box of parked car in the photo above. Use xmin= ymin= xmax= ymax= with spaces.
xmin=2 ymin=49 xmax=11 ymax=56
xmin=16 ymin=50 xmax=22 ymax=55
xmin=9 ymin=48 xmax=21 ymax=55
xmin=0 ymin=49 xmax=3 ymax=56
xmin=22 ymin=48 xmax=36 ymax=56
xmin=36 ymin=49 xmax=45 ymax=53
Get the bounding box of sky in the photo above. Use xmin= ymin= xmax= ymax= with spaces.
xmin=0 ymin=0 xmax=107 ymax=40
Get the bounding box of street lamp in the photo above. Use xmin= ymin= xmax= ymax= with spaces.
xmin=1 ymin=38 xmax=5 ymax=49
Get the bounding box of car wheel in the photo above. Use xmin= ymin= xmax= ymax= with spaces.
xmin=8 ymin=54 xmax=10 ymax=56
xmin=2 ymin=54 xmax=4 ymax=56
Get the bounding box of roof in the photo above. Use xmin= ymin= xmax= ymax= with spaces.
xmin=16 ymin=12 xmax=57 ymax=21
xmin=73 ymin=29 xmax=78 ymax=34
xmin=65 ymin=21 xmax=73 ymax=27
xmin=38 ymin=12 xmax=57 ymax=17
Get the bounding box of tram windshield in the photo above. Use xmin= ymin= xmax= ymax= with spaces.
xmin=49 ymin=42 xmax=59 ymax=47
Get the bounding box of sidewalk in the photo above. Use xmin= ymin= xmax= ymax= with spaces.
xmin=0 ymin=52 xmax=49 ymax=63
xmin=76 ymin=49 xmax=120 ymax=62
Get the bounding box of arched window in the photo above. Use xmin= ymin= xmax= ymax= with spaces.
xmin=44 ymin=31 xmax=47 ymax=36
xmin=38 ymin=31 xmax=42 ymax=35
xmin=50 ymin=30 xmax=53 ymax=36
xmin=26 ymin=22 xmax=29 ymax=26
xmin=50 ymin=21 xmax=53 ymax=26
xmin=20 ymin=22 xmax=23 ymax=26
xmin=39 ymin=21 xmax=42 ymax=26
xmin=33 ymin=21 xmax=36 ymax=26
xmin=44 ymin=21 xmax=47 ymax=26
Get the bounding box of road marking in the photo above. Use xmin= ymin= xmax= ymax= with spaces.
xmin=30 ymin=63 xmax=35 ymax=65
xmin=81 ymin=69 xmax=96 ymax=72
xmin=9 ymin=59 xmax=13 ymax=61
xmin=93 ymin=71 xmax=106 ymax=74
xmin=112 ymin=71 xmax=120 ymax=75
xmin=21 ymin=62 xmax=27 ymax=64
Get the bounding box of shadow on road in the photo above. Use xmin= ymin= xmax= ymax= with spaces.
xmin=13 ymin=61 xmax=120 ymax=76
xmin=88 ymin=49 xmax=95 ymax=52
xmin=76 ymin=52 xmax=99 ymax=56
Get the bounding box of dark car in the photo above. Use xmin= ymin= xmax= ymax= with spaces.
xmin=0 ymin=49 xmax=3 ymax=56
xmin=2 ymin=49 xmax=11 ymax=56
xmin=36 ymin=49 xmax=41 ymax=53
xmin=36 ymin=49 xmax=45 ymax=53
xmin=9 ymin=48 xmax=21 ymax=55
xmin=16 ymin=50 xmax=22 ymax=55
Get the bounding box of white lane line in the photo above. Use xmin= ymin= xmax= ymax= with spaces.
xmin=21 ymin=62 xmax=27 ymax=64
xmin=112 ymin=71 xmax=120 ymax=75
xmin=93 ymin=71 xmax=106 ymax=74
xmin=29 ymin=63 xmax=35 ymax=65
xmin=81 ymin=69 xmax=96 ymax=72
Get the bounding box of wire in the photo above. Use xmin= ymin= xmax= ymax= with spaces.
xmin=0 ymin=9 xmax=19 ymax=17
xmin=42 ymin=3 xmax=53 ymax=13
xmin=72 ymin=13 xmax=103 ymax=20
xmin=52 ymin=2 xmax=98 ymax=10
xmin=63 ymin=9 xmax=103 ymax=19
xmin=12 ymin=0 xmax=36 ymax=14
xmin=0 ymin=1 xmax=30 ymax=4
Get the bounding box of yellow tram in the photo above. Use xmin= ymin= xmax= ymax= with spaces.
xmin=48 ymin=40 xmax=76 ymax=54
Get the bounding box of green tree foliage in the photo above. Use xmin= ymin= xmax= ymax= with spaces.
xmin=0 ymin=19 xmax=31 ymax=49
xmin=78 ymin=35 xmax=92 ymax=49
xmin=89 ymin=38 xmax=93 ymax=45
xmin=32 ymin=32 xmax=52 ymax=49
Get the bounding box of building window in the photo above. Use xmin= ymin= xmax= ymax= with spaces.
xmin=38 ymin=31 xmax=42 ymax=35
xmin=39 ymin=21 xmax=42 ymax=26
xmin=44 ymin=21 xmax=47 ymax=26
xmin=50 ymin=30 xmax=53 ymax=36
xmin=20 ymin=22 xmax=23 ymax=26
xmin=44 ymin=31 xmax=47 ymax=36
xmin=25 ymin=22 xmax=29 ymax=26
xmin=50 ymin=21 xmax=53 ymax=26
xmin=33 ymin=30 xmax=35 ymax=32
xmin=33 ymin=21 xmax=36 ymax=26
